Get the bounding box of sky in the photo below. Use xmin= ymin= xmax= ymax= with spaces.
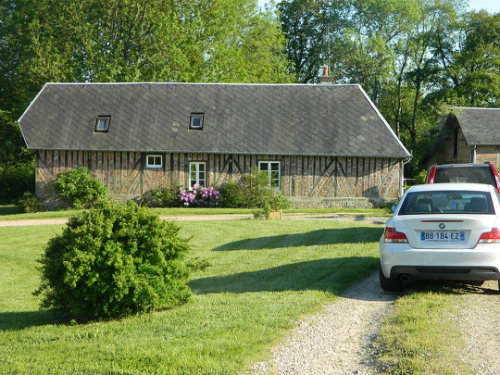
xmin=257 ymin=0 xmax=500 ymax=13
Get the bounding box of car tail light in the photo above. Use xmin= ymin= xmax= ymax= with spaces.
xmin=427 ymin=165 xmax=436 ymax=184
xmin=384 ymin=227 xmax=408 ymax=243
xmin=488 ymin=163 xmax=500 ymax=193
xmin=479 ymin=228 xmax=500 ymax=243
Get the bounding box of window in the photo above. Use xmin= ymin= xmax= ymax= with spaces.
xmin=146 ymin=154 xmax=163 ymax=169
xmin=258 ymin=161 xmax=281 ymax=189
xmin=95 ymin=116 xmax=110 ymax=132
xmin=398 ymin=190 xmax=494 ymax=215
xmin=190 ymin=113 xmax=204 ymax=130
xmin=189 ymin=162 xmax=206 ymax=187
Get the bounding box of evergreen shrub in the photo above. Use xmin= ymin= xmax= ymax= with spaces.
xmin=35 ymin=201 xmax=191 ymax=321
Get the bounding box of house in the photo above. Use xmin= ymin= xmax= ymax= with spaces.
xmin=17 ymin=82 xmax=411 ymax=204
xmin=429 ymin=107 xmax=500 ymax=166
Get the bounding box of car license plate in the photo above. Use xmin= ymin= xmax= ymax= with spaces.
xmin=421 ymin=231 xmax=465 ymax=242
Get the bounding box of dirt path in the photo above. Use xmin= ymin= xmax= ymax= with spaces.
xmin=250 ymin=275 xmax=500 ymax=375
xmin=251 ymin=272 xmax=396 ymax=375
xmin=0 ymin=213 xmax=388 ymax=227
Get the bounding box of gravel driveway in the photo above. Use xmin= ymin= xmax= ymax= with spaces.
xmin=251 ymin=272 xmax=396 ymax=375
xmin=250 ymin=274 xmax=500 ymax=375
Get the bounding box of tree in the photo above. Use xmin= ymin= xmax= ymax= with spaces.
xmin=278 ymin=0 xmax=329 ymax=82
xmin=448 ymin=11 xmax=500 ymax=106
xmin=15 ymin=0 xmax=291 ymax=88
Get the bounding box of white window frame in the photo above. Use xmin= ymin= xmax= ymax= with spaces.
xmin=95 ymin=116 xmax=110 ymax=132
xmin=189 ymin=162 xmax=206 ymax=187
xmin=258 ymin=161 xmax=281 ymax=189
xmin=146 ymin=154 xmax=163 ymax=169
xmin=190 ymin=113 xmax=204 ymax=130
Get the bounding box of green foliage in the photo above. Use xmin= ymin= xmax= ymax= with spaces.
xmin=54 ymin=167 xmax=107 ymax=208
xmin=0 ymin=111 xmax=33 ymax=165
xmin=0 ymin=161 xmax=35 ymax=199
xmin=140 ymin=185 xmax=181 ymax=207
xmin=414 ymin=169 xmax=427 ymax=185
xmin=221 ymin=167 xmax=290 ymax=210
xmin=5 ymin=0 xmax=290 ymax=93
xmin=16 ymin=191 xmax=41 ymax=213
xmin=240 ymin=167 xmax=276 ymax=208
xmin=220 ymin=181 xmax=248 ymax=208
xmin=34 ymin=201 xmax=191 ymax=321
xmin=278 ymin=0 xmax=334 ymax=82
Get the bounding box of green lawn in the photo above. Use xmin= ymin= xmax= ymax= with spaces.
xmin=0 ymin=203 xmax=391 ymax=220
xmin=0 ymin=219 xmax=382 ymax=375
xmin=375 ymin=282 xmax=483 ymax=375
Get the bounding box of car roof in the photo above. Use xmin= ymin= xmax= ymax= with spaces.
xmin=407 ymin=183 xmax=495 ymax=193
xmin=434 ymin=163 xmax=491 ymax=169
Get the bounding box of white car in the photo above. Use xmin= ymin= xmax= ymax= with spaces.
xmin=379 ymin=183 xmax=500 ymax=291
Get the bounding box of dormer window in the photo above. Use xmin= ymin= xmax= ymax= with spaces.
xmin=95 ymin=116 xmax=110 ymax=132
xmin=190 ymin=113 xmax=204 ymax=130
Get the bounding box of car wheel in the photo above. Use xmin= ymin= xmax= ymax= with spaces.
xmin=379 ymin=264 xmax=403 ymax=292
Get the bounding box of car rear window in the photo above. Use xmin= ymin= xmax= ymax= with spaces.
xmin=399 ymin=190 xmax=495 ymax=215
xmin=434 ymin=166 xmax=494 ymax=185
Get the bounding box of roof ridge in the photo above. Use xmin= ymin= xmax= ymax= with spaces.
xmin=43 ymin=82 xmax=361 ymax=88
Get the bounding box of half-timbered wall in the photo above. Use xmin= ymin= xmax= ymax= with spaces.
xmin=36 ymin=151 xmax=402 ymax=200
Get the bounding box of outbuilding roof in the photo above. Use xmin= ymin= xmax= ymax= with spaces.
xmin=18 ymin=82 xmax=410 ymax=158
xmin=455 ymin=107 xmax=500 ymax=145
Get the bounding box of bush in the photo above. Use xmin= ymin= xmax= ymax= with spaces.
xmin=241 ymin=167 xmax=275 ymax=208
xmin=139 ymin=185 xmax=181 ymax=207
xmin=0 ymin=162 xmax=35 ymax=199
xmin=220 ymin=181 xmax=247 ymax=207
xmin=54 ymin=167 xmax=107 ymax=208
xmin=16 ymin=191 xmax=41 ymax=213
xmin=221 ymin=167 xmax=290 ymax=210
xmin=35 ymin=201 xmax=191 ymax=321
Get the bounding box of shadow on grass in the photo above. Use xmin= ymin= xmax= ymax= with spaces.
xmin=190 ymin=256 xmax=379 ymax=297
xmin=213 ymin=227 xmax=383 ymax=251
xmin=0 ymin=204 xmax=21 ymax=216
xmin=0 ymin=309 xmax=59 ymax=331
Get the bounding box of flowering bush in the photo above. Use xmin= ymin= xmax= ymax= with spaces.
xmin=179 ymin=184 xmax=221 ymax=207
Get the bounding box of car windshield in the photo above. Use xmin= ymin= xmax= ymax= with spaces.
xmin=434 ymin=166 xmax=494 ymax=185
xmin=399 ymin=190 xmax=495 ymax=215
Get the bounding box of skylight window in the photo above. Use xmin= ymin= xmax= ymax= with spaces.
xmin=95 ymin=116 xmax=110 ymax=132
xmin=190 ymin=113 xmax=204 ymax=130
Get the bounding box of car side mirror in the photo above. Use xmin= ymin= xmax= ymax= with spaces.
xmin=391 ymin=205 xmax=397 ymax=213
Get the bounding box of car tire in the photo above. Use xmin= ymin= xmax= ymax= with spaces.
xmin=379 ymin=264 xmax=403 ymax=291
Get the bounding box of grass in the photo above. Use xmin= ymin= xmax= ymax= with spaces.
xmin=0 ymin=205 xmax=391 ymax=221
xmin=0 ymin=219 xmax=382 ymax=375
xmin=375 ymin=283 xmax=475 ymax=375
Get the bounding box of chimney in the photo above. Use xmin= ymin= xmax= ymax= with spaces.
xmin=318 ymin=65 xmax=333 ymax=84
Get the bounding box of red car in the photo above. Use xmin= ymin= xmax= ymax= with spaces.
xmin=427 ymin=163 xmax=500 ymax=193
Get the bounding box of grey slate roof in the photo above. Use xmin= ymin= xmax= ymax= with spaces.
xmin=455 ymin=107 xmax=500 ymax=145
xmin=18 ymin=82 xmax=410 ymax=158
